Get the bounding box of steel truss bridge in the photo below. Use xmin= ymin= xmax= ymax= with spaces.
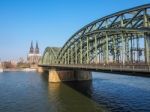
xmin=40 ymin=4 xmax=150 ymax=73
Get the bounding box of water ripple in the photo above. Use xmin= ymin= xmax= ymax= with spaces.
xmin=0 ymin=72 xmax=150 ymax=112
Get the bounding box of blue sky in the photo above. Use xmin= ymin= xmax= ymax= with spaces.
xmin=0 ymin=0 xmax=149 ymax=61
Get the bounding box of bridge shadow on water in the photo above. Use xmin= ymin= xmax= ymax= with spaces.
xmin=63 ymin=81 xmax=93 ymax=98
xmin=39 ymin=72 xmax=109 ymax=112
xmin=48 ymin=81 xmax=109 ymax=112
xmin=38 ymin=71 xmax=150 ymax=112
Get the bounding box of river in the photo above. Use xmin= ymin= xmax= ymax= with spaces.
xmin=0 ymin=71 xmax=150 ymax=112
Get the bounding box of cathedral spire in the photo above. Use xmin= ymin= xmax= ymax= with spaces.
xmin=35 ymin=41 xmax=39 ymax=54
xmin=29 ymin=41 xmax=34 ymax=54
xmin=36 ymin=41 xmax=39 ymax=49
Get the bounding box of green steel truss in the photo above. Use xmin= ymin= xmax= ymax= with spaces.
xmin=42 ymin=4 xmax=150 ymax=66
xmin=41 ymin=47 xmax=61 ymax=64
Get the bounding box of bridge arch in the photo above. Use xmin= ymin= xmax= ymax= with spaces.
xmin=42 ymin=47 xmax=61 ymax=65
xmin=57 ymin=4 xmax=150 ymax=65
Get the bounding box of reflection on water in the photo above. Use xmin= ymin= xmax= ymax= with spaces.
xmin=48 ymin=82 xmax=106 ymax=112
xmin=0 ymin=71 xmax=150 ymax=112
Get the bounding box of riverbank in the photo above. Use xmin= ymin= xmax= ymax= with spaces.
xmin=3 ymin=68 xmax=37 ymax=72
xmin=0 ymin=68 xmax=3 ymax=72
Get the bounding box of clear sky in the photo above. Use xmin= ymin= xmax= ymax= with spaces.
xmin=0 ymin=0 xmax=149 ymax=61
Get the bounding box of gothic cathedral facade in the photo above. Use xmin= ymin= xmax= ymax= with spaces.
xmin=27 ymin=41 xmax=41 ymax=67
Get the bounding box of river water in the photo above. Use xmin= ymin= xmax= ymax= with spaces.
xmin=0 ymin=71 xmax=150 ymax=112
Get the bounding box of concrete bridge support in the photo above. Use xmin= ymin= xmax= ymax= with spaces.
xmin=74 ymin=70 xmax=92 ymax=81
xmin=48 ymin=69 xmax=92 ymax=82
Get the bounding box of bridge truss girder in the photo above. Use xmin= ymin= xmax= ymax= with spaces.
xmin=56 ymin=4 xmax=150 ymax=65
xmin=41 ymin=4 xmax=150 ymax=66
xmin=42 ymin=47 xmax=61 ymax=65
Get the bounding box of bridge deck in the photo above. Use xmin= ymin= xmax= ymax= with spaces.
xmin=39 ymin=64 xmax=150 ymax=73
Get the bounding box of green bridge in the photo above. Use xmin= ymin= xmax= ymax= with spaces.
xmin=38 ymin=4 xmax=150 ymax=82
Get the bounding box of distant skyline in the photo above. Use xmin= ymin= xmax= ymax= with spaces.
xmin=0 ymin=0 xmax=149 ymax=61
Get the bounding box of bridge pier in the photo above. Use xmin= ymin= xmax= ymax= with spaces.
xmin=48 ymin=69 xmax=92 ymax=82
xmin=74 ymin=70 xmax=92 ymax=81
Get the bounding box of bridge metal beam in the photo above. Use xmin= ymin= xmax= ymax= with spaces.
xmin=41 ymin=4 xmax=150 ymax=72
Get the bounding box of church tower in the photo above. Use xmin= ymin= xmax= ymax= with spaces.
xmin=27 ymin=41 xmax=41 ymax=68
xmin=35 ymin=42 xmax=39 ymax=54
xmin=29 ymin=41 xmax=34 ymax=54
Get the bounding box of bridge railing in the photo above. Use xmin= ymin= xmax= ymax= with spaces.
xmin=40 ymin=63 xmax=150 ymax=73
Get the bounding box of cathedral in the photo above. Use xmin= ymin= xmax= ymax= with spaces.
xmin=27 ymin=41 xmax=41 ymax=67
